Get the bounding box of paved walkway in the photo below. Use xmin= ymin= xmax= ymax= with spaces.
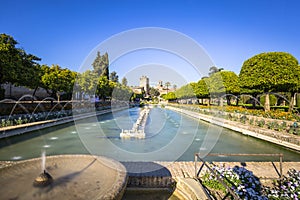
xmin=2 ymin=160 xmax=299 ymax=199
xmin=121 ymin=161 xmax=300 ymax=187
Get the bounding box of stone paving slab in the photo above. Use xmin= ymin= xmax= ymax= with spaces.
xmin=122 ymin=161 xmax=300 ymax=180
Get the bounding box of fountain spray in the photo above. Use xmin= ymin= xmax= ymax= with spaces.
xmin=33 ymin=150 xmax=53 ymax=187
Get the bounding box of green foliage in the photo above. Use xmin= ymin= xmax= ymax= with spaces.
xmin=266 ymin=121 xmax=279 ymax=130
xmin=77 ymin=70 xmax=98 ymax=95
xmin=109 ymin=71 xmax=119 ymax=83
xmin=175 ymin=83 xmax=196 ymax=99
xmin=132 ymin=93 xmax=144 ymax=100
xmin=297 ymin=93 xmax=300 ymax=108
xmin=111 ymin=84 xmax=133 ymax=101
xmin=240 ymin=115 xmax=248 ymax=124
xmin=207 ymin=71 xmax=240 ymax=96
xmin=0 ymin=33 xmax=41 ymax=91
xmin=256 ymin=119 xmax=265 ymax=127
xmin=193 ymin=78 xmax=209 ymax=99
xmin=239 ymin=52 xmax=300 ymax=93
xmin=92 ymin=51 xmax=109 ymax=78
xmin=41 ymin=65 xmax=76 ymax=101
xmin=96 ymin=75 xmax=111 ymax=100
xmin=240 ymin=52 xmax=300 ymax=112
xmin=121 ymin=77 xmax=128 ymax=86
xmin=163 ymin=92 xmax=176 ymax=100
xmin=165 ymin=82 xmax=171 ymax=89
xmin=149 ymin=87 xmax=160 ymax=97
xmin=202 ymin=166 xmax=241 ymax=194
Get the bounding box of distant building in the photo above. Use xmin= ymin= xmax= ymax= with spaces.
xmin=139 ymin=76 xmax=149 ymax=96
xmin=155 ymin=80 xmax=174 ymax=95
xmin=131 ymin=86 xmax=144 ymax=95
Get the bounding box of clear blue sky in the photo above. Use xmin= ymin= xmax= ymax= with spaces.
xmin=1 ymin=0 xmax=300 ymax=83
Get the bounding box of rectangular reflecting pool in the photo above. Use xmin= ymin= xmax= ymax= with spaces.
xmin=0 ymin=107 xmax=299 ymax=162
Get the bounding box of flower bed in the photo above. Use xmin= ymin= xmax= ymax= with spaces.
xmin=201 ymin=165 xmax=300 ymax=199
xmin=169 ymin=103 xmax=300 ymax=135
xmin=0 ymin=105 xmax=112 ymax=128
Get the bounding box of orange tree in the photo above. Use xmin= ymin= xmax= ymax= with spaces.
xmin=239 ymin=52 xmax=300 ymax=112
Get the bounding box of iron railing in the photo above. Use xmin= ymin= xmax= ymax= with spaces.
xmin=194 ymin=153 xmax=284 ymax=200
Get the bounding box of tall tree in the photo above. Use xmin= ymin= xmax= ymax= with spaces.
xmin=239 ymin=52 xmax=299 ymax=111
xmin=109 ymin=71 xmax=119 ymax=83
xmin=175 ymin=83 xmax=195 ymax=99
xmin=92 ymin=51 xmax=109 ymax=79
xmin=0 ymin=33 xmax=41 ymax=98
xmin=121 ymin=77 xmax=128 ymax=86
xmin=149 ymin=87 xmax=160 ymax=97
xmin=208 ymin=71 xmax=240 ymax=105
xmin=77 ymin=70 xmax=98 ymax=98
xmin=193 ymin=78 xmax=210 ymax=104
xmin=17 ymin=50 xmax=42 ymax=96
xmin=165 ymin=82 xmax=171 ymax=93
xmin=96 ymin=75 xmax=110 ymax=101
xmin=111 ymin=83 xmax=133 ymax=102
xmin=173 ymin=84 xmax=177 ymax=91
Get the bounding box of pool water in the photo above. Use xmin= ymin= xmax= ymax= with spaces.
xmin=0 ymin=107 xmax=299 ymax=162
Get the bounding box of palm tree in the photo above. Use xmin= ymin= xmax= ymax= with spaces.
xmin=173 ymin=84 xmax=177 ymax=91
xmin=165 ymin=82 xmax=171 ymax=93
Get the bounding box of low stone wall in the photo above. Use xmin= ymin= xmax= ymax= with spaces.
xmin=167 ymin=106 xmax=300 ymax=152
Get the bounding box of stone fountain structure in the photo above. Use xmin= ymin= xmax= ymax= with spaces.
xmin=0 ymin=155 xmax=128 ymax=200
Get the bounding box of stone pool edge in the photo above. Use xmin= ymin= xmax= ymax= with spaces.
xmin=166 ymin=105 xmax=300 ymax=152
xmin=0 ymin=107 xmax=127 ymax=139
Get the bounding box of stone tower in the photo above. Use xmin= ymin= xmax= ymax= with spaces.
xmin=140 ymin=76 xmax=149 ymax=95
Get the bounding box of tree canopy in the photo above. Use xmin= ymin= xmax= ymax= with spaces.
xmin=208 ymin=66 xmax=223 ymax=76
xmin=193 ymin=78 xmax=209 ymax=99
xmin=162 ymin=92 xmax=176 ymax=101
xmin=149 ymin=87 xmax=160 ymax=97
xmin=239 ymin=52 xmax=299 ymax=93
xmin=92 ymin=51 xmax=109 ymax=79
xmin=41 ymin=65 xmax=76 ymax=101
xmin=121 ymin=77 xmax=128 ymax=86
xmin=0 ymin=33 xmax=41 ymax=88
xmin=239 ymin=52 xmax=300 ymax=111
xmin=207 ymin=71 xmax=240 ymax=96
xmin=175 ymin=83 xmax=196 ymax=99
xmin=109 ymin=71 xmax=119 ymax=83
xmin=77 ymin=70 xmax=98 ymax=96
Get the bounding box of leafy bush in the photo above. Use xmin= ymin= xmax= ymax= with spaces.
xmin=202 ymin=166 xmax=267 ymax=199
xmin=256 ymin=119 xmax=265 ymax=127
xmin=267 ymin=121 xmax=279 ymax=130
xmin=279 ymin=121 xmax=287 ymax=131
xmin=202 ymin=166 xmax=300 ymax=200
xmin=202 ymin=166 xmax=241 ymax=193
xmin=240 ymin=115 xmax=248 ymax=124
xmin=249 ymin=118 xmax=254 ymax=125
